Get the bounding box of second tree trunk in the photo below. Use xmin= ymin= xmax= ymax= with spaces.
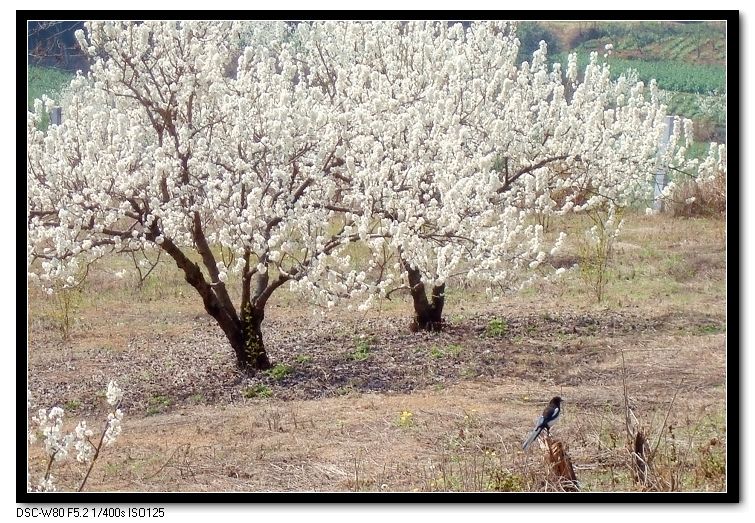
xmin=404 ymin=262 xmax=446 ymax=331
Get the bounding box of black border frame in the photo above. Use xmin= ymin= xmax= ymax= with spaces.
xmin=18 ymin=9 xmax=739 ymax=504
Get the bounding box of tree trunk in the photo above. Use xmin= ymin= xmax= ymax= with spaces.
xmin=204 ymin=300 xmax=272 ymax=372
xmin=234 ymin=304 xmax=271 ymax=371
xmin=403 ymin=260 xmax=446 ymax=332
xmin=154 ymin=234 xmax=272 ymax=372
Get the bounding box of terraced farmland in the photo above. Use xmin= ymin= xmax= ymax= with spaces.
xmin=552 ymin=53 xmax=725 ymax=94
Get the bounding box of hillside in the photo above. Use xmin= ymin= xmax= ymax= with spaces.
xmin=516 ymin=20 xmax=727 ymax=143
xmin=533 ymin=21 xmax=726 ymax=66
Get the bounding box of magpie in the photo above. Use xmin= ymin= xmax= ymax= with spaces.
xmin=522 ymin=396 xmax=563 ymax=450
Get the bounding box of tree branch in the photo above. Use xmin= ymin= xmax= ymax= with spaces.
xmin=191 ymin=212 xmax=239 ymax=325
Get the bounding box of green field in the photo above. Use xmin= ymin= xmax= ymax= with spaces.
xmin=524 ymin=20 xmax=728 ymax=141
xmin=27 ymin=65 xmax=73 ymax=110
xmin=551 ymin=54 xmax=725 ymax=94
xmin=537 ymin=20 xmax=726 ymax=65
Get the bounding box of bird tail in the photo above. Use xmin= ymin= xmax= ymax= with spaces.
xmin=522 ymin=427 xmax=542 ymax=450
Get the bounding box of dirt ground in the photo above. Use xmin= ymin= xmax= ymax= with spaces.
xmin=26 ymin=214 xmax=728 ymax=492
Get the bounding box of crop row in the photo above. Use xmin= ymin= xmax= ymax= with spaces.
xmin=552 ymin=54 xmax=725 ymax=94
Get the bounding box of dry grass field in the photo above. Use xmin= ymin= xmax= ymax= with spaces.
xmin=26 ymin=212 xmax=727 ymax=493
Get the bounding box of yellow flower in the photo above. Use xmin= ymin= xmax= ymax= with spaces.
xmin=398 ymin=410 xmax=414 ymax=427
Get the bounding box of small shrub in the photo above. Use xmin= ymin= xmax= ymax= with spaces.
xmin=295 ymin=354 xmax=313 ymax=364
xmin=698 ymin=438 xmax=725 ymax=483
xmin=447 ymin=344 xmax=463 ymax=358
xmin=50 ymin=285 xmax=83 ymax=340
xmin=352 ymin=338 xmax=371 ymax=361
xmin=698 ymin=323 xmax=725 ymax=334
xmin=335 ymin=384 xmax=356 ymax=396
xmin=577 ymin=205 xmax=624 ymax=303
xmin=263 ymin=408 xmax=283 ymax=431
xmin=669 ymin=169 xmax=726 ymax=218
xmin=461 ymin=365 xmax=479 ymax=379
xmin=486 ymin=318 xmax=508 ymax=337
xmin=187 ymin=394 xmax=206 ymax=405
xmin=425 ymin=446 xmax=515 ymax=492
xmin=243 ymin=384 xmax=272 ymax=399
xmin=578 ymin=25 xmax=609 ymax=44
xmin=146 ymin=395 xmax=171 ymax=415
xmin=63 ymin=399 xmax=82 ymax=411
xmin=429 ymin=344 xmax=463 ymax=359
xmin=664 ymin=253 xmax=694 ymax=282
xmin=265 ymin=363 xmax=292 ymax=381
xmin=487 ymin=469 xmax=526 ymax=492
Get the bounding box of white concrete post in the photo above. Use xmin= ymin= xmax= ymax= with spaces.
xmin=653 ymin=115 xmax=675 ymax=212
xmin=50 ymin=106 xmax=62 ymax=126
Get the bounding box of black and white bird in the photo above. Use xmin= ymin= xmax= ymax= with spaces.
xmin=522 ymin=396 xmax=563 ymax=450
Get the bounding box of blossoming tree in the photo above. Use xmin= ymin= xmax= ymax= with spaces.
xmin=28 ymin=21 xmax=369 ymax=370
xmin=311 ymin=23 xmax=696 ymax=330
xmin=318 ymin=21 xmax=563 ymax=330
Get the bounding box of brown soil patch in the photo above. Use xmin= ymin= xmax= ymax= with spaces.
xmin=27 ymin=304 xmax=725 ymax=415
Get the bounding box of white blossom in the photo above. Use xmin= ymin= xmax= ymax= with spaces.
xmin=73 ymin=421 xmax=95 ymax=462
xmin=105 ymin=380 xmax=123 ymax=406
xmin=103 ymin=409 xmax=124 ymax=446
xmin=27 ymin=380 xmax=127 ymax=492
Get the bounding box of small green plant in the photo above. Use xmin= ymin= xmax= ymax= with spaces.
xmin=243 ymin=384 xmax=272 ymax=399
xmin=352 ymin=337 xmax=371 ymax=361
xmin=665 ymin=253 xmax=696 ymax=281
xmin=146 ymin=395 xmax=172 ymax=415
xmin=450 ymin=314 xmax=465 ymax=324
xmin=187 ymin=393 xmax=206 ymax=405
xmin=461 ymin=365 xmax=479 ymax=379
xmin=295 ymin=354 xmax=313 ymax=364
xmin=335 ymin=384 xmax=355 ymax=396
xmin=486 ymin=318 xmax=508 ymax=337
xmin=698 ymin=323 xmax=725 ymax=334
xmin=447 ymin=344 xmax=463 ymax=358
xmin=429 ymin=344 xmax=463 ymax=359
xmin=487 ymin=468 xmax=526 ymax=492
xmin=698 ymin=438 xmax=725 ymax=485
xmin=426 ymin=445 xmax=516 ymax=492
xmin=265 ymin=363 xmax=292 ymax=380
xmin=64 ymin=399 xmax=82 ymax=411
